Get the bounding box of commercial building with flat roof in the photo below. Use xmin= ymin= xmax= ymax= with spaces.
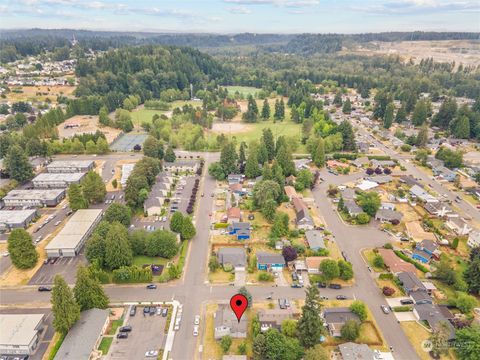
xmin=54 ymin=308 xmax=109 ymax=360
xmin=45 ymin=209 xmax=102 ymax=257
xmin=33 ymin=172 xmax=85 ymax=189
xmin=0 ymin=313 xmax=45 ymax=356
xmin=3 ymin=189 xmax=65 ymax=207
xmin=0 ymin=209 xmax=38 ymax=230
xmin=46 ymin=160 xmax=95 ymax=173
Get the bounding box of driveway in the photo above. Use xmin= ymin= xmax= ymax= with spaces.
xmin=386 ymin=297 xmax=412 ymax=308
xmin=275 ymin=271 xmax=288 ymax=287
xmin=394 ymin=312 xmax=417 ymax=322
xmin=234 ymin=269 xmax=246 ymax=287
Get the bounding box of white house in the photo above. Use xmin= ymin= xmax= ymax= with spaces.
xmin=467 ymin=231 xmax=480 ymax=248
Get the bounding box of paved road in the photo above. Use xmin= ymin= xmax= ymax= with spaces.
xmin=358 ymin=126 xmax=479 ymax=223
xmin=313 ymin=172 xmax=419 ymax=360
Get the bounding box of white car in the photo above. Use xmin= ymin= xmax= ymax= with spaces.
xmin=162 ymin=216 xmax=167 ymax=222
xmin=145 ymin=350 xmax=159 ymax=357
xmin=194 ymin=315 xmax=200 ymax=325
xmin=2 ymin=252 xmax=9 ymax=257
xmin=193 ymin=325 xmax=199 ymax=336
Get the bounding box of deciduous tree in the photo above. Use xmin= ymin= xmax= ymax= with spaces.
xmin=8 ymin=228 xmax=38 ymax=269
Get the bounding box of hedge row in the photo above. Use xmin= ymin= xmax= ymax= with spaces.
xmin=393 ymin=250 xmax=429 ymax=273
xmin=214 ymin=223 xmax=229 ymax=229
xmin=112 ymin=265 xmax=153 ymax=283
xmin=330 ymin=153 xmax=393 ymax=161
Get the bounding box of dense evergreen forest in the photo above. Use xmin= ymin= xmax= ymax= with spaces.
xmin=0 ymin=29 xmax=478 ymax=62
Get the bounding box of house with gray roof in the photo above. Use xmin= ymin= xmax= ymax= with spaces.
xmin=344 ymin=200 xmax=363 ymax=217
xmin=0 ymin=313 xmax=45 ymax=356
xmin=397 ymin=272 xmax=426 ymax=294
xmin=305 ymin=230 xmax=326 ymax=250
xmin=366 ymin=175 xmax=393 ymax=184
xmin=296 ymin=208 xmax=314 ymax=230
xmin=410 ymin=289 xmax=433 ymax=305
xmin=341 ymin=188 xmax=356 ymax=200
xmin=54 ymin=308 xmax=109 ymax=360
xmin=413 ymin=303 xmax=455 ymax=340
xmin=257 ymin=252 xmax=285 ymax=271
xmin=214 ymin=304 xmax=247 ymax=340
xmin=338 ymin=342 xmax=375 ymax=360
xmin=352 ymin=157 xmax=369 ymax=168
xmin=374 ymin=209 xmax=403 ymax=223
xmin=217 ymin=248 xmax=246 ymax=268
xmin=409 ymin=185 xmax=439 ymax=203
xmin=322 ymin=307 xmax=360 ymax=337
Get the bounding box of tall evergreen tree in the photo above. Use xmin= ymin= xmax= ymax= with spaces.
xmin=164 ymin=146 xmax=176 ymax=162
xmin=314 ymin=138 xmax=325 ymax=168
xmin=333 ymin=92 xmax=342 ymax=107
xmin=180 ymin=216 xmax=196 ymax=240
xmin=416 ymin=124 xmax=429 ymax=147
xmin=262 ymin=129 xmax=275 ymax=161
xmin=275 ymin=144 xmax=295 ymax=177
xmin=81 ymin=171 xmax=106 ymax=204
xmin=238 ymin=142 xmax=247 ymax=165
xmin=261 ymin=99 xmax=270 ymax=120
xmin=342 ymin=98 xmax=352 ymax=114
xmin=8 ymin=228 xmax=38 ymax=269
xmin=52 ymin=275 xmax=80 ymax=334
xmin=257 ymin=143 xmax=269 ymax=165
xmin=242 ymin=95 xmax=259 ymax=123
xmin=452 ymin=115 xmax=470 ymax=139
xmin=4 ymin=144 xmax=33 ymax=183
xmin=104 ymin=222 xmax=133 ymax=270
xmin=383 ymin=103 xmax=394 ymax=129
xmin=338 ymin=120 xmax=357 ymax=151
xmin=245 ymin=151 xmax=261 ymax=179
xmin=297 ymin=285 xmax=325 ymax=348
xmin=220 ymin=142 xmax=238 ymax=175
xmin=432 ymin=97 xmax=458 ymax=129
xmin=395 ymin=105 xmax=407 ymax=123
xmin=73 ymin=266 xmax=109 ymax=311
xmin=412 ymin=100 xmax=428 ymax=126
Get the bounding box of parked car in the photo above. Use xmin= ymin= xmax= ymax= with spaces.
xmin=162 ymin=308 xmax=168 ymax=317
xmin=149 ymin=307 xmax=155 ymax=316
xmin=145 ymin=350 xmax=159 ymax=357
xmin=130 ymin=305 xmax=137 ymax=316
xmin=329 ymin=283 xmax=342 ymax=289
xmin=194 ymin=315 xmax=200 ymax=325
xmin=117 ymin=332 xmax=128 ymax=339
xmin=320 ymin=296 xmax=329 ymax=300
xmin=54 ymin=220 xmax=61 ymax=226
xmin=193 ymin=325 xmax=199 ymax=336
xmin=146 ymin=284 xmax=157 ymax=289
xmin=291 ymin=283 xmax=303 ymax=288
xmin=381 ymin=305 xmax=390 ymax=314
xmin=143 ymin=307 xmax=150 ymax=315
xmin=278 ymin=299 xmax=287 ymax=309
xmin=400 ymin=299 xmax=414 ymax=305
xmin=119 ymin=326 xmax=132 ymax=332
xmin=317 ymin=282 xmax=327 ymax=288
xmin=156 ymin=307 xmax=162 ymax=316
xmin=292 ymin=272 xmax=298 ymax=281
xmin=38 ymin=286 xmax=52 ymax=292
xmin=336 ymin=295 xmax=347 ymax=300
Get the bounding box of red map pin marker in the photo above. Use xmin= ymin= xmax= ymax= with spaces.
xmin=230 ymin=294 xmax=248 ymax=322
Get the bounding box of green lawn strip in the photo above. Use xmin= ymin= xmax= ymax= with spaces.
xmin=224 ymin=86 xmax=260 ymax=97
xmin=47 ymin=333 xmax=66 ymax=360
xmin=108 ymin=319 xmax=124 ymax=335
xmin=98 ymin=336 xmax=114 ymax=355
xmin=132 ymin=255 xmax=169 ymax=266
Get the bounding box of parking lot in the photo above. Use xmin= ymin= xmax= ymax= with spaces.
xmin=106 ymin=306 xmax=168 ymax=360
xmin=0 ymin=308 xmax=54 ymax=360
xmin=29 ymin=254 xmax=87 ymax=285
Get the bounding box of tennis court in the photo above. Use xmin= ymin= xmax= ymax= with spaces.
xmin=110 ymin=132 xmax=148 ymax=152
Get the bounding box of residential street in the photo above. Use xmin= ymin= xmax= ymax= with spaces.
xmin=0 ymin=150 xmax=424 ymax=360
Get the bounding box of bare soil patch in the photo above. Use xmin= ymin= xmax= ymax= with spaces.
xmin=57 ymin=115 xmax=121 ymax=144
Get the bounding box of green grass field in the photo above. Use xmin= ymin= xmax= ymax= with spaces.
xmin=131 ymin=100 xmax=202 ymax=126
xmin=224 ymin=86 xmax=261 ymax=97
xmin=132 ymin=255 xmax=169 ymax=266
xmin=209 ymin=118 xmax=306 ymax=153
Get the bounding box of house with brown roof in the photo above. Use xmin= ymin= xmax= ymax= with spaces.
xmin=227 ymin=207 xmax=242 ymax=223
xmin=305 ymin=256 xmax=325 ymax=274
xmin=257 ymin=308 xmax=299 ymax=332
xmin=377 ymin=248 xmax=416 ymax=274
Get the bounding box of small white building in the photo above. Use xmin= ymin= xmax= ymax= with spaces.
xmin=0 ymin=313 xmax=45 ymax=356
xmin=467 ymin=231 xmax=480 ymax=248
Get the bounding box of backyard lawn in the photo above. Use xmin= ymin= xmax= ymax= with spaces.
xmin=131 ymin=100 xmax=202 ymax=126
xmin=132 ymin=255 xmax=169 ymax=266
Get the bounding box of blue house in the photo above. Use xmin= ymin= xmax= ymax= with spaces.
xmin=412 ymin=239 xmax=438 ymax=263
xmin=256 ymin=252 xmax=285 ymax=271
xmin=228 ymin=222 xmax=250 ymax=240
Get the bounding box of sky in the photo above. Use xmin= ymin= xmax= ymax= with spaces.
xmin=0 ymin=0 xmax=479 ymax=33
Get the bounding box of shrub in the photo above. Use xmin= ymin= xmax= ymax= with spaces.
xmin=379 ymin=273 xmax=393 ymax=280
xmin=383 ymin=286 xmax=395 ymax=296
xmin=209 ymin=256 xmax=220 ymax=272
xmin=223 ymin=263 xmax=233 ymax=272
xmin=373 ymin=254 xmax=385 ymax=269
xmin=258 ymin=272 xmax=274 ymax=282
xmin=393 ymin=250 xmax=428 ymax=273
xmin=350 ymin=301 xmax=367 ymax=321
xmin=220 ymin=335 xmax=232 ymax=353
xmin=214 ymin=223 xmax=229 ymax=229
xmin=112 ymin=266 xmax=152 ymax=283
xmin=392 ymin=306 xmax=412 ymax=312
xmin=383 ymin=243 xmax=393 ymax=249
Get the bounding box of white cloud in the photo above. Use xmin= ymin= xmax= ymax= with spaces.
xmin=223 ymin=0 xmax=319 ymax=7
xmin=227 ymin=6 xmax=253 ymax=14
